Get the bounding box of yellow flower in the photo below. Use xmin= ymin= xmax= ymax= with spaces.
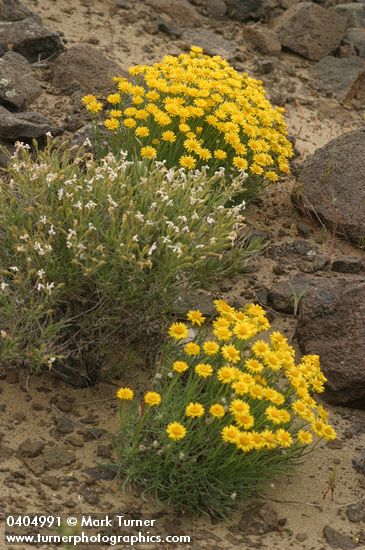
xmin=123 ymin=117 xmax=136 ymax=128
xmin=117 ymin=387 xmax=134 ymax=400
xmin=221 ymin=424 xmax=240 ymax=444
xmin=186 ymin=402 xmax=205 ymax=418
xmin=236 ymin=431 xmax=254 ymax=452
xmin=322 ymin=425 xmax=336 ymax=441
xmin=275 ymin=429 xmax=293 ymax=447
xmin=265 ymin=406 xmax=291 ymax=425
xmin=141 ymin=146 xmax=157 ymax=159
xmin=162 ymin=130 xmax=176 ymax=143
xmin=230 ymin=399 xmax=250 ymax=415
xmin=214 ymin=149 xmax=227 ymax=160
xmin=195 ymin=363 xmax=213 ymax=378
xmin=107 ymin=93 xmax=121 ymax=104
xmin=233 ymin=157 xmax=248 ymax=171
xmin=179 ymin=123 xmax=190 ymax=133
xmin=168 ymin=322 xmax=189 ymax=340
xmin=166 ymin=422 xmax=187 ymax=440
xmin=172 ymin=361 xmax=189 ymax=374
xmin=184 ymin=342 xmax=201 ymax=356
xmin=245 ymin=359 xmax=263 ymax=373
xmin=179 ymin=155 xmax=196 ymax=169
xmin=217 ymin=366 xmax=236 ymax=384
xmin=222 ymin=344 xmax=240 ymax=363
xmin=191 ymin=45 xmax=203 ymax=54
xmin=209 ymin=404 xmax=225 ymax=418
xmin=135 ymin=126 xmax=150 ymax=137
xmin=233 ymin=321 xmax=255 ymax=340
xmin=234 ymin=412 xmax=254 ymax=430
xmin=213 ymin=325 xmax=232 ymax=341
xmin=187 ymin=309 xmax=206 ymax=326
xmin=86 ymin=100 xmax=102 ymax=113
xmin=110 ymin=109 xmax=123 ymax=118
xmin=104 ymin=118 xmax=120 ymax=131
xmin=297 ymin=430 xmax=313 ymax=445
xmin=214 ymin=299 xmax=234 ymax=315
xmin=144 ymin=391 xmax=161 ymax=406
xmin=252 ymin=340 xmax=270 ymax=357
xmin=266 ymin=171 xmax=279 ymax=182
xmin=203 ymin=341 xmax=219 ymax=355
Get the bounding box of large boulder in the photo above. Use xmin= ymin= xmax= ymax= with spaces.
xmin=0 ymin=105 xmax=51 ymax=140
xmin=225 ymin=0 xmax=278 ymax=22
xmin=51 ymin=44 xmax=124 ymax=96
xmin=0 ymin=51 xmax=41 ymax=111
xmin=295 ymin=277 xmax=365 ymax=407
xmin=145 ymin=0 xmax=202 ymax=27
xmin=312 ymin=56 xmax=365 ymax=102
xmin=343 ymin=28 xmax=365 ymax=58
xmin=332 ymin=3 xmax=365 ymax=29
xmin=0 ymin=17 xmax=63 ymax=63
xmin=0 ymin=0 xmax=38 ymax=22
xmin=292 ymin=129 xmax=365 ymax=247
xmin=274 ymin=2 xmax=347 ymax=61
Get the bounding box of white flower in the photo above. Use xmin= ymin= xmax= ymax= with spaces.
xmin=19 ymin=233 xmax=29 ymax=241
xmin=148 ymin=242 xmax=157 ymax=255
xmin=1 ymin=330 xmax=8 ymax=338
xmin=135 ymin=211 xmax=144 ymax=222
xmin=85 ymin=201 xmax=97 ymax=210
xmin=39 ymin=215 xmax=47 ymax=224
xmin=1 ymin=282 xmax=9 ymax=291
xmin=48 ymin=225 xmax=56 ymax=236
xmin=73 ymin=201 xmax=82 ymax=209
xmin=132 ymin=234 xmax=139 ymax=242
xmin=37 ymin=269 xmax=45 ymax=279
xmin=57 ymin=188 xmax=64 ymax=200
xmin=230 ymin=492 xmax=237 ymax=500
xmin=107 ymin=195 xmax=118 ymax=208
xmin=9 ymin=266 xmax=19 ymax=272
xmin=207 ymin=215 xmax=215 ymax=225
xmin=36 ymin=283 xmax=44 ymax=291
xmin=47 ymin=356 xmax=56 ymax=366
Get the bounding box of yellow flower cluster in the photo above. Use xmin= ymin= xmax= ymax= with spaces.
xmin=83 ymin=46 xmax=293 ymax=181
xmin=164 ymin=301 xmax=336 ymax=449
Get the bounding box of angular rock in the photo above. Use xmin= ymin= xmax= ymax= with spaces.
xmin=18 ymin=439 xmax=45 ymax=458
xmin=323 ymin=526 xmax=357 ymax=549
xmin=312 ymin=56 xmax=365 ymax=102
xmin=43 ymin=445 xmax=76 ymax=469
xmin=268 ymin=274 xmax=317 ymax=314
xmin=182 ymin=28 xmax=237 ymax=58
xmin=82 ymin=466 xmax=116 ymax=481
xmin=333 ymin=3 xmax=365 ymax=29
xmin=293 ymin=129 xmax=365 ymax=246
xmin=0 ymin=0 xmax=38 ymax=22
xmin=343 ymin=28 xmax=365 ymax=58
xmin=51 ymin=44 xmax=123 ymax=95
xmin=145 ymin=0 xmax=201 ymax=27
xmin=274 ymin=2 xmax=347 ymax=61
xmin=353 ymin=451 xmax=365 ymax=475
xmin=346 ymin=499 xmax=365 ymax=523
xmin=332 ymin=258 xmax=363 ymax=274
xmin=0 ymin=17 xmax=63 ymax=63
xmin=0 ymin=51 xmax=41 ymax=111
xmin=226 ymin=0 xmax=277 ymax=22
xmin=295 ymin=278 xmax=365 ymax=406
xmin=238 ymin=503 xmax=281 ymax=535
xmin=244 ymin=25 xmax=281 ymax=56
xmin=22 ymin=456 xmax=46 ymax=476
xmin=0 ymin=106 xmax=51 ymax=140
xmin=54 ymin=416 xmax=74 ymax=434
xmin=206 ymin=0 xmax=227 ymax=18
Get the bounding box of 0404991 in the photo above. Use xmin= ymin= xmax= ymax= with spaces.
xmin=6 ymin=516 xmax=61 ymax=527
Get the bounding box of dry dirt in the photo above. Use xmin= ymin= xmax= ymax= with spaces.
xmin=1 ymin=0 xmax=365 ymax=549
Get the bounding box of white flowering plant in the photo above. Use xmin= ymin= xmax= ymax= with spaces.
xmin=0 ymin=140 xmax=260 ymax=383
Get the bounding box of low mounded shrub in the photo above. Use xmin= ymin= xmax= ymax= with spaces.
xmin=115 ymin=301 xmax=336 ymax=517
xmin=82 ymin=46 xmax=293 ymax=202
xmin=0 ymin=141 xmax=257 ymax=383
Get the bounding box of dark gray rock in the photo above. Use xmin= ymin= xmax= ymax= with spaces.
xmin=293 ymin=129 xmax=365 ymax=246
xmin=332 ymin=258 xmax=363 ymax=274
xmin=274 ymin=2 xmax=347 ymax=61
xmin=54 ymin=416 xmax=74 ymax=434
xmin=295 ymin=278 xmax=365 ymax=406
xmin=323 ymin=526 xmax=357 ymax=549
xmin=51 ymin=44 xmax=124 ymax=95
xmin=346 ymin=499 xmax=365 ymax=523
xmin=312 ymin=56 xmax=365 ymax=102
xmin=18 ymin=439 xmax=45 ymax=458
xmin=0 ymin=105 xmax=51 ymax=140
xmin=206 ymin=0 xmax=227 ymax=18
xmin=343 ymin=28 xmax=365 ymax=58
xmin=268 ymin=274 xmax=316 ymax=314
xmin=352 ymin=451 xmax=365 ymax=475
xmin=0 ymin=0 xmax=38 ymax=22
xmin=226 ymin=0 xmax=278 ymax=22
xmin=43 ymin=445 xmax=76 ymax=469
xmin=244 ymin=25 xmax=281 ymax=55
xmin=145 ymin=0 xmax=202 ymax=27
xmin=238 ymin=503 xmax=282 ymax=535
xmin=0 ymin=17 xmax=63 ymax=63
xmin=333 ymin=3 xmax=365 ymax=28
xmin=182 ymin=28 xmax=238 ymax=58
xmin=0 ymin=51 xmax=41 ymax=111
xmin=157 ymin=19 xmax=183 ymax=38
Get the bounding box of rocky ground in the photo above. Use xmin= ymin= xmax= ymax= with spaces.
xmin=0 ymin=0 xmax=365 ymax=549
